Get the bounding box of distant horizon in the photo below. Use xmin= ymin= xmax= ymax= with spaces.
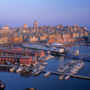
xmin=0 ymin=23 xmax=90 ymax=30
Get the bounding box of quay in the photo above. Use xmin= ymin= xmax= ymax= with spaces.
xmin=0 ymin=64 xmax=14 ymax=68
xmin=42 ymin=70 xmax=90 ymax=80
xmin=23 ymin=44 xmax=65 ymax=54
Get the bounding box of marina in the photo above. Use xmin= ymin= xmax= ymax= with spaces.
xmin=0 ymin=41 xmax=90 ymax=90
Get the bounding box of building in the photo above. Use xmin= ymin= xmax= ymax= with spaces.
xmin=23 ymin=24 xmax=28 ymax=29
xmin=2 ymin=26 xmax=9 ymax=30
xmin=0 ymin=48 xmax=45 ymax=57
xmin=0 ymin=56 xmax=32 ymax=66
xmin=33 ymin=21 xmax=38 ymax=28
xmin=33 ymin=21 xmax=38 ymax=32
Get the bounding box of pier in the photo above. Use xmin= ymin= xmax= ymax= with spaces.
xmin=70 ymin=75 xmax=90 ymax=80
xmin=0 ymin=64 xmax=90 ymax=80
xmin=42 ymin=70 xmax=90 ymax=80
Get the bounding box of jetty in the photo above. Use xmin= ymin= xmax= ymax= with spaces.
xmin=42 ymin=70 xmax=90 ymax=80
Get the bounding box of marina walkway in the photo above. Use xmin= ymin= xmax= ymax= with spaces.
xmin=42 ymin=70 xmax=90 ymax=80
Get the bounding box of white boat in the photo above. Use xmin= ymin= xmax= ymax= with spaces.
xmin=59 ymin=75 xmax=64 ymax=80
xmin=65 ymin=75 xmax=70 ymax=80
xmin=73 ymin=49 xmax=79 ymax=55
xmin=33 ymin=70 xmax=41 ymax=76
xmin=9 ymin=66 xmax=17 ymax=72
xmin=40 ymin=65 xmax=45 ymax=70
xmin=44 ymin=71 xmax=50 ymax=77
xmin=42 ymin=62 xmax=48 ymax=65
xmin=16 ymin=67 xmax=24 ymax=73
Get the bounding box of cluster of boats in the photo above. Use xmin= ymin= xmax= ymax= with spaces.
xmin=32 ymin=65 xmax=46 ymax=76
xmin=10 ymin=66 xmax=29 ymax=73
xmin=70 ymin=62 xmax=84 ymax=74
xmin=57 ymin=61 xmax=84 ymax=80
xmin=59 ymin=75 xmax=70 ymax=80
xmin=57 ymin=60 xmax=77 ymax=73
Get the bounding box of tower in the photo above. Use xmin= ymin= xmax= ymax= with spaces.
xmin=33 ymin=21 xmax=38 ymax=28
xmin=33 ymin=21 xmax=38 ymax=32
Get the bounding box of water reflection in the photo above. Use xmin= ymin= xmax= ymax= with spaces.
xmin=0 ymin=66 xmax=32 ymax=78
xmin=0 ymin=66 xmax=9 ymax=72
xmin=20 ymin=72 xmax=32 ymax=77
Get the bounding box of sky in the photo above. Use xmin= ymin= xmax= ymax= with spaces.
xmin=0 ymin=0 xmax=90 ymax=28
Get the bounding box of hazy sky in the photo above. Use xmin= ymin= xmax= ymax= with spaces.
xmin=0 ymin=0 xmax=90 ymax=27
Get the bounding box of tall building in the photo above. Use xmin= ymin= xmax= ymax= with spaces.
xmin=33 ymin=21 xmax=38 ymax=32
xmin=33 ymin=21 xmax=38 ymax=29
xmin=23 ymin=24 xmax=28 ymax=29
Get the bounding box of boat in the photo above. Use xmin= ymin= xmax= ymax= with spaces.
xmin=9 ymin=66 xmax=17 ymax=72
xmin=42 ymin=62 xmax=48 ymax=65
xmin=16 ymin=67 xmax=24 ymax=73
xmin=33 ymin=71 xmax=41 ymax=76
xmin=32 ymin=69 xmax=41 ymax=76
xmin=59 ymin=75 xmax=64 ymax=80
xmin=40 ymin=66 xmax=45 ymax=70
xmin=44 ymin=71 xmax=50 ymax=77
xmin=65 ymin=75 xmax=70 ymax=80
xmin=73 ymin=44 xmax=79 ymax=56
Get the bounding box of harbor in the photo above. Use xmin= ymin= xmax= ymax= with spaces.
xmin=0 ymin=41 xmax=90 ymax=90
xmin=0 ymin=55 xmax=90 ymax=90
xmin=0 ymin=55 xmax=90 ymax=81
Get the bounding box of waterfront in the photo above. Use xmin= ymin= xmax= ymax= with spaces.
xmin=0 ymin=45 xmax=90 ymax=90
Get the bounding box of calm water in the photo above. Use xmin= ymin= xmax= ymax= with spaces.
xmin=0 ymin=45 xmax=90 ymax=90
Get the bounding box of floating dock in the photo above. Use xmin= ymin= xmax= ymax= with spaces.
xmin=42 ymin=70 xmax=90 ymax=80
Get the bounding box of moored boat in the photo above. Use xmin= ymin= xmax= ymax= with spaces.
xmin=44 ymin=71 xmax=50 ymax=77
xmin=59 ymin=75 xmax=64 ymax=80
xmin=16 ymin=67 xmax=24 ymax=73
xmin=9 ymin=66 xmax=17 ymax=72
xmin=65 ymin=75 xmax=70 ymax=80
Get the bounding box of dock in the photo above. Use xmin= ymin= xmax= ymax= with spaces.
xmin=70 ymin=75 xmax=90 ymax=80
xmin=23 ymin=44 xmax=65 ymax=54
xmin=42 ymin=70 xmax=90 ymax=80
xmin=0 ymin=64 xmax=90 ymax=80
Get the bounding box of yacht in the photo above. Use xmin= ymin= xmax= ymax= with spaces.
xmin=9 ymin=66 xmax=17 ymax=72
xmin=44 ymin=71 xmax=50 ymax=77
xmin=59 ymin=75 xmax=64 ymax=80
xmin=65 ymin=75 xmax=70 ymax=80
xmin=16 ymin=67 xmax=24 ymax=73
